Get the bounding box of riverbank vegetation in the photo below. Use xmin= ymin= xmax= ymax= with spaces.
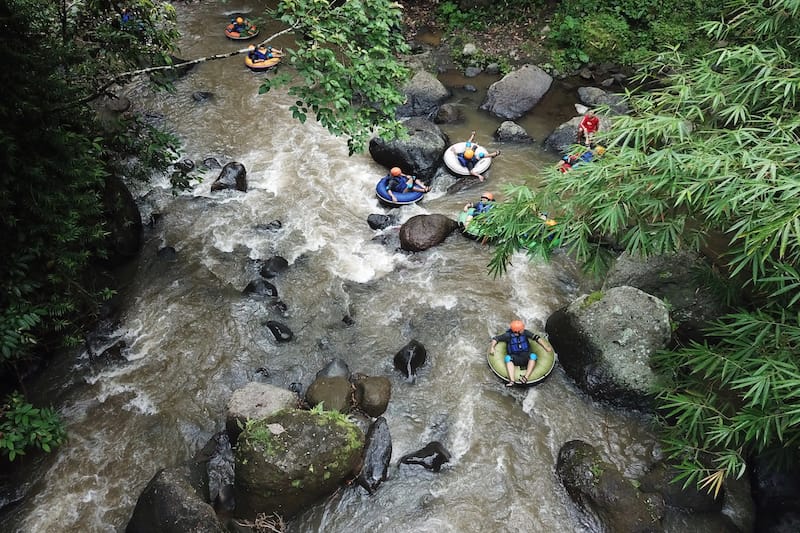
xmin=481 ymin=0 xmax=800 ymax=493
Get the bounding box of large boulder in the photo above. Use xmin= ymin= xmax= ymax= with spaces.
xmin=392 ymin=340 xmax=428 ymax=379
xmin=103 ymin=175 xmax=142 ymax=265
xmin=546 ymin=286 xmax=671 ymax=408
xmin=234 ymin=408 xmax=364 ymax=519
xmin=480 ymin=64 xmax=553 ymax=119
xmin=603 ymin=251 xmax=728 ymax=344
xmin=399 ymin=214 xmax=460 ymax=252
xmin=396 ymin=70 xmax=451 ymax=119
xmin=494 ymin=121 xmax=533 ymax=143
xmin=126 ymin=466 xmax=225 ymax=533
xmin=639 ymin=462 xmax=722 ymax=513
xmin=225 ymin=382 xmax=298 ymax=439
xmin=556 ymin=440 xmax=664 ymax=533
xmin=210 ymin=162 xmax=247 ymax=192
xmin=578 ymin=86 xmax=630 ymax=114
xmin=368 ymin=118 xmax=448 ymax=182
xmin=544 ymin=115 xmax=613 ymax=154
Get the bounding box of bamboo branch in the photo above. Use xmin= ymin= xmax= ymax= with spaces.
xmin=64 ymin=24 xmax=299 ymax=110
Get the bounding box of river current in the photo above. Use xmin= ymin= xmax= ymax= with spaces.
xmin=0 ymin=2 xmax=665 ymax=532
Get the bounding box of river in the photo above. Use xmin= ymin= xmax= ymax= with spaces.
xmin=0 ymin=2 xmax=663 ymax=532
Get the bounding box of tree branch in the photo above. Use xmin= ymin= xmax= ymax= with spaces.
xmin=64 ymin=23 xmax=299 ymax=110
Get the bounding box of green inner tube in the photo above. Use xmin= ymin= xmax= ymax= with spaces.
xmin=488 ymin=337 xmax=557 ymax=385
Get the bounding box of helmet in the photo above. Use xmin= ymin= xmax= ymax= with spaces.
xmin=545 ymin=219 xmax=558 ymax=227
xmin=478 ymin=152 xmax=486 ymax=158
xmin=390 ymin=167 xmax=402 ymax=176
xmin=464 ymin=149 xmax=475 ymax=159
xmin=236 ymin=16 xmax=244 ymax=23
xmin=510 ymin=320 xmax=524 ymax=333
xmin=595 ymin=146 xmax=606 ymax=156
xmin=481 ymin=192 xmax=494 ymax=201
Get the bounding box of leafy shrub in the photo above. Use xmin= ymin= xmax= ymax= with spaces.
xmin=0 ymin=392 xmax=67 ymax=461
xmin=437 ymin=1 xmax=485 ymax=31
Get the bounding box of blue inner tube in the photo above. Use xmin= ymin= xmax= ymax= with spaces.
xmin=375 ymin=175 xmax=424 ymax=206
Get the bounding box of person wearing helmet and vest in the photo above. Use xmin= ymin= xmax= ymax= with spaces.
xmin=449 ymin=131 xmax=501 ymax=182
xmin=231 ymin=16 xmax=247 ymax=33
xmin=385 ymin=166 xmax=429 ymax=202
xmin=461 ymin=191 xmax=495 ymax=229
xmin=489 ymin=320 xmax=553 ymax=387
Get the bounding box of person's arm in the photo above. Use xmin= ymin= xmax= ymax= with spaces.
xmin=531 ymin=333 xmax=553 ymax=352
xmin=467 ymin=130 xmax=476 ymax=144
xmin=489 ymin=336 xmax=498 ymax=354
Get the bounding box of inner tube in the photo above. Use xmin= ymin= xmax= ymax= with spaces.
xmin=488 ymin=336 xmax=557 ymax=386
xmin=375 ymin=175 xmax=424 ymax=206
xmin=225 ymin=21 xmax=259 ymax=40
xmin=444 ymin=142 xmax=492 ymax=176
xmin=244 ymin=55 xmax=280 ymax=71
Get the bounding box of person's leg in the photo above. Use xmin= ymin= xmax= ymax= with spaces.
xmin=504 ymin=355 xmax=515 ymax=386
xmin=522 ymin=357 xmax=536 ymax=382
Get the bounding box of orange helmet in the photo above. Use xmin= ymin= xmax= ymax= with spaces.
xmin=510 ymin=320 xmax=524 ymax=333
xmin=481 ymin=192 xmax=494 ymax=201
xmin=236 ymin=16 xmax=244 ymax=24
xmin=390 ymin=167 xmax=402 ymax=176
xmin=464 ymin=149 xmax=475 ymax=159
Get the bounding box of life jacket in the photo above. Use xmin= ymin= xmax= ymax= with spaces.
xmin=386 ymin=176 xmax=405 ymax=193
xmin=254 ymin=49 xmax=267 ymax=60
xmin=474 ymin=201 xmax=493 ymax=214
xmin=507 ymin=330 xmax=529 ymax=354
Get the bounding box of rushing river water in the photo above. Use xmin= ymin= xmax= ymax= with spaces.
xmin=0 ymin=2 xmax=673 ymax=532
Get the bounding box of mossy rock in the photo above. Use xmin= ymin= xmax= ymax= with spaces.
xmin=234 ymin=408 xmax=364 ymax=519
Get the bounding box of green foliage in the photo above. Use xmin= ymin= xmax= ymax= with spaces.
xmin=0 ymin=392 xmax=67 ymax=461
xmin=266 ymin=0 xmax=411 ymax=154
xmin=490 ymin=0 xmax=800 ymax=490
xmin=547 ymin=0 xmax=725 ymax=67
xmin=437 ymin=1 xmax=485 ymax=31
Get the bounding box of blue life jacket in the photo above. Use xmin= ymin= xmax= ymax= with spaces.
xmin=386 ymin=176 xmax=405 ymax=193
xmin=474 ymin=201 xmax=493 ymax=214
xmin=507 ymin=330 xmax=530 ymax=354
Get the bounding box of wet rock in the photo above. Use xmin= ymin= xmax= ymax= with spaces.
xmin=265 ymin=321 xmax=293 ymax=343
xmin=234 ymin=409 xmax=364 ymax=519
xmin=398 ymin=441 xmax=451 ymax=472
xmin=105 ymin=95 xmax=131 ymax=113
xmin=225 ymin=382 xmax=298 ymax=441
xmin=210 ymin=161 xmax=247 ymax=192
xmin=126 ymin=466 xmax=225 ymax=533
xmin=254 ymin=220 xmax=282 ymax=231
xmin=399 ymin=214 xmax=460 ymax=252
xmin=315 ymin=358 xmax=351 ymax=380
xmin=357 ymin=417 xmax=392 ymax=494
xmin=434 ymin=103 xmax=462 ymax=124
xmin=191 ymin=91 xmax=213 ymax=102
xmin=495 ymin=121 xmax=533 ymax=143
xmin=157 ymin=246 xmax=177 ymax=261
xmin=202 ymin=157 xmax=222 ymax=170
xmin=464 ymin=84 xmax=477 ymax=92
xmin=464 ymin=66 xmax=483 ymax=78
xmin=354 ymin=376 xmax=391 ymax=418
xmin=368 ymin=117 xmax=448 ymax=183
xmin=243 ymin=279 xmax=278 ymax=298
xmin=367 ymin=213 xmax=396 ymax=230
xmin=556 ymin=440 xmax=664 ymax=533
xmin=103 ymin=174 xmax=142 ymax=265
xmin=639 ymin=462 xmax=722 ymax=513
xmin=396 ymin=70 xmax=451 ymax=119
xmin=577 ymin=86 xmax=629 ymax=115
xmin=546 ymin=286 xmax=670 ymax=409
xmin=393 ymin=340 xmax=427 ymax=379
xmin=752 ymin=456 xmax=800 ymax=533
xmin=195 ymin=432 xmax=235 ymax=512
xmin=342 ymin=315 xmax=355 ymax=326
xmin=305 ymin=376 xmax=352 ymax=412
xmin=480 ymin=64 xmax=553 ymax=119
xmin=174 ymin=159 xmax=195 ymax=174
xmin=259 ymin=256 xmax=289 ymax=278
